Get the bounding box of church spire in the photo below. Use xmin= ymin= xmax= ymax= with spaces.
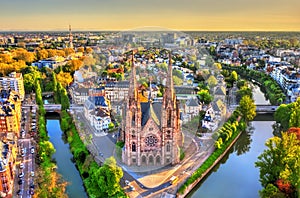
xmin=128 ymin=50 xmax=137 ymax=101
xmin=165 ymin=51 xmax=174 ymax=101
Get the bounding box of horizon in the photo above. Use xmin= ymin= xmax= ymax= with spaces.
xmin=1 ymin=0 xmax=299 ymax=32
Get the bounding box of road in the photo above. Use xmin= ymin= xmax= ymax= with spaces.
xmin=14 ymin=103 xmax=37 ymax=197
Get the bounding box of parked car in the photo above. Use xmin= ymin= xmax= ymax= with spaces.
xmin=31 ymin=147 xmax=35 ymax=154
xmin=17 ymin=189 xmax=23 ymax=195
xmin=19 ymin=163 xmax=24 ymax=169
xmin=19 ymin=172 xmax=24 ymax=178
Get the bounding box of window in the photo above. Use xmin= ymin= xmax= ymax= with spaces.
xmin=166 ymin=142 xmax=171 ymax=152
xmin=167 ymin=130 xmax=171 ymax=139
xmin=167 ymin=110 xmax=171 ymax=127
xmin=132 ymin=130 xmax=136 ymax=138
xmin=145 ymin=135 xmax=158 ymax=147
xmin=132 ymin=111 xmax=135 ymax=126
xmin=149 ymin=127 xmax=153 ymax=131
xmin=132 ymin=142 xmax=136 ymax=152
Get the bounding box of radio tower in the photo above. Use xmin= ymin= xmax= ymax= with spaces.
xmin=69 ymin=24 xmax=73 ymax=49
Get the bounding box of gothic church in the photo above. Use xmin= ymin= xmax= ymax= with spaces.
xmin=121 ymin=52 xmax=183 ymax=166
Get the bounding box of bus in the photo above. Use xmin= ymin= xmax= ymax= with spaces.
xmin=169 ymin=176 xmax=178 ymax=185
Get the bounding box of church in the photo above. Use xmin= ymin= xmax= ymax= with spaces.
xmin=121 ymin=52 xmax=183 ymax=166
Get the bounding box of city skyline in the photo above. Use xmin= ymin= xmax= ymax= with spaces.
xmin=1 ymin=0 xmax=300 ymax=31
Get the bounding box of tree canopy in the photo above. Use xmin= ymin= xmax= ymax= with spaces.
xmin=237 ymin=95 xmax=256 ymax=122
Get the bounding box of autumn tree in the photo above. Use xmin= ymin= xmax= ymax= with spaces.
xmin=36 ymin=49 xmax=49 ymax=60
xmin=13 ymin=48 xmax=35 ymax=64
xmin=64 ymin=48 xmax=75 ymax=56
xmin=237 ymin=95 xmax=256 ymax=122
xmin=65 ymin=59 xmax=83 ymax=73
xmin=255 ymin=132 xmax=300 ymax=198
xmin=56 ymin=71 xmax=73 ymax=87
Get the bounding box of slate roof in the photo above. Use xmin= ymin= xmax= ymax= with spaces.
xmin=141 ymin=102 xmax=162 ymax=126
xmin=214 ymin=86 xmax=226 ymax=96
xmin=186 ymin=98 xmax=200 ymax=107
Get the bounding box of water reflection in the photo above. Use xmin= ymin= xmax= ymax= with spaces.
xmin=234 ymin=125 xmax=253 ymax=156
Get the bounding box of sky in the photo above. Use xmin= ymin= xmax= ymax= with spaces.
xmin=1 ymin=0 xmax=300 ymax=31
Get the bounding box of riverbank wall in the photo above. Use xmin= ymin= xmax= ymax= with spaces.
xmin=177 ymin=128 xmax=243 ymax=197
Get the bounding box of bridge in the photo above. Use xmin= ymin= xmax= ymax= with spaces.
xmin=230 ymin=104 xmax=279 ymax=113
xmin=42 ymin=92 xmax=54 ymax=97
xmin=44 ymin=104 xmax=62 ymax=113
xmin=255 ymin=105 xmax=279 ymax=113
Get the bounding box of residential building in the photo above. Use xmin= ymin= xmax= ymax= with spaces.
xmin=91 ymin=108 xmax=111 ymax=132
xmin=0 ymin=72 xmax=24 ymax=101
xmin=0 ymin=90 xmax=22 ymax=137
xmin=0 ymin=135 xmax=17 ymax=197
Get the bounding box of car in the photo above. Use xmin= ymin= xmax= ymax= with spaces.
xmin=129 ymin=185 xmax=135 ymax=191
xmin=18 ymin=179 xmax=24 ymax=185
xmin=31 ymin=171 xmax=34 ymax=177
xmin=17 ymin=189 xmax=23 ymax=195
xmin=29 ymin=189 xmax=34 ymax=195
xmin=125 ymin=180 xmax=130 ymax=185
xmin=30 ymin=183 xmax=34 ymax=189
xmin=19 ymin=163 xmax=24 ymax=169
xmin=19 ymin=172 xmax=24 ymax=178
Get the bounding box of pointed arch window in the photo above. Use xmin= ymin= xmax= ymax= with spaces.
xmin=132 ymin=142 xmax=136 ymax=152
xmin=132 ymin=111 xmax=136 ymax=126
xmin=166 ymin=142 xmax=171 ymax=152
xmin=167 ymin=109 xmax=171 ymax=127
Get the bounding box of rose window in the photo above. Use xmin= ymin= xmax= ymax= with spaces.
xmin=145 ymin=135 xmax=158 ymax=147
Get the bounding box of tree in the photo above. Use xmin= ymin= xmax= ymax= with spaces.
xmin=56 ymin=71 xmax=73 ymax=87
xmin=64 ymin=48 xmax=75 ymax=56
xmin=230 ymin=71 xmax=238 ymax=82
xmin=275 ymin=104 xmax=292 ymax=131
xmin=66 ymin=59 xmax=83 ymax=73
xmin=173 ymin=76 xmax=183 ymax=85
xmin=36 ymin=49 xmax=49 ymax=60
xmin=197 ymin=89 xmax=213 ymax=105
xmin=237 ymin=95 xmax=256 ymax=122
xmin=289 ymin=98 xmax=300 ymax=128
xmin=92 ymin=157 xmax=123 ymax=197
xmin=255 ymin=132 xmax=300 ymax=197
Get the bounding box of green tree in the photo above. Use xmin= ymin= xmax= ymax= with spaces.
xmin=173 ymin=76 xmax=183 ymax=85
xmin=237 ymin=95 xmax=256 ymax=122
xmin=197 ymin=89 xmax=213 ymax=105
xmin=255 ymin=132 xmax=300 ymax=197
xmin=93 ymin=157 xmax=123 ymax=197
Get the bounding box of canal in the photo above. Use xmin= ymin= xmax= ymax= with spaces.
xmin=46 ymin=117 xmax=88 ymax=198
xmin=187 ymin=84 xmax=275 ymax=198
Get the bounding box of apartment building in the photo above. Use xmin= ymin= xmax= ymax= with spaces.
xmin=0 ymin=72 xmax=24 ymax=101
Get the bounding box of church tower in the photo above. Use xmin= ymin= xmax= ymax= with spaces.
xmin=161 ymin=52 xmax=182 ymax=165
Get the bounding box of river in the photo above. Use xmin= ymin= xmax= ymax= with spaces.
xmin=46 ymin=118 xmax=88 ymax=198
xmin=187 ymin=84 xmax=275 ymax=198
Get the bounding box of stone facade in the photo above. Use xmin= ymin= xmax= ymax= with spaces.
xmin=121 ymin=52 xmax=183 ymax=166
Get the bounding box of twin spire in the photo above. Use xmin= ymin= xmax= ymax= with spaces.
xmin=128 ymin=49 xmax=174 ymax=103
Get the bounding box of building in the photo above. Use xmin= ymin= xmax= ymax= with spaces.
xmin=91 ymin=108 xmax=111 ymax=132
xmin=84 ymin=96 xmax=111 ymax=132
xmin=121 ymin=52 xmax=183 ymax=166
xmin=0 ymin=90 xmax=22 ymax=137
xmin=0 ymin=72 xmax=24 ymax=101
xmin=0 ymin=133 xmax=17 ymax=197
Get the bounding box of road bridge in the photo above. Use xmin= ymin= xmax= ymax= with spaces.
xmin=229 ymin=104 xmax=279 ymax=113
xmin=44 ymin=104 xmax=61 ymax=113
